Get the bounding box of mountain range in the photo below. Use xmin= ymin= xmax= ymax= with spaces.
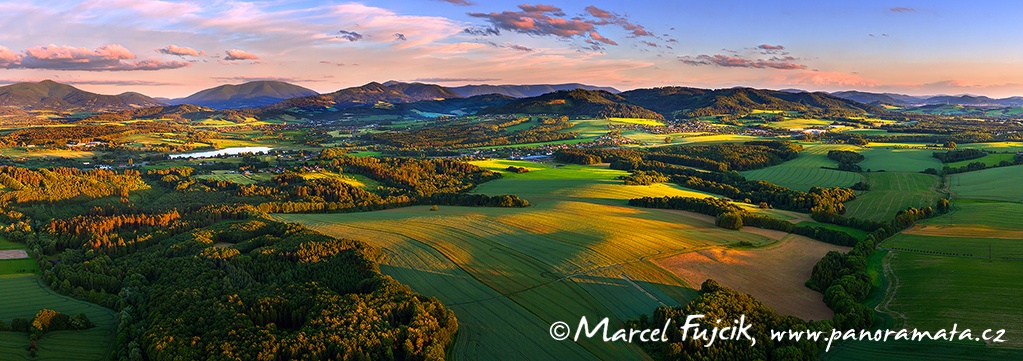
xmin=9 ymin=79 xmax=1023 ymax=121
xmin=448 ymin=83 xmax=620 ymax=98
xmin=0 ymin=80 xmax=620 ymax=112
xmin=830 ymin=90 xmax=1023 ymax=107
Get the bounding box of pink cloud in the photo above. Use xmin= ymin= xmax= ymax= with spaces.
xmin=680 ymin=54 xmax=807 ymax=70
xmin=1 ymin=44 xmax=188 ymax=71
xmin=224 ymin=49 xmax=258 ymax=61
xmin=158 ymin=44 xmax=201 ymax=57
xmin=589 ymin=32 xmax=618 ymax=45
xmin=0 ymin=46 xmax=20 ymax=66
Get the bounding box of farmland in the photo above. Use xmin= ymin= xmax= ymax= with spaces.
xmin=858 ymin=147 xmax=943 ymax=172
xmin=278 ymin=159 xmax=836 ymax=360
xmin=0 ymin=275 xmax=117 ymax=361
xmin=843 ymin=172 xmax=943 ymax=221
xmin=654 ymin=233 xmax=849 ymax=321
xmin=742 ymin=144 xmax=863 ymax=191
xmin=950 ymin=166 xmax=1023 ymax=202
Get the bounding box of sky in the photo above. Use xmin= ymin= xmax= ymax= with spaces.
xmin=1 ymin=0 xmax=1022 ymax=98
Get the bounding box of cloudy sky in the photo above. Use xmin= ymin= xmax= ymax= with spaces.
xmin=0 ymin=0 xmax=1021 ymax=98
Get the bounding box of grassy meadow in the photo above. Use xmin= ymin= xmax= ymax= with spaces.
xmin=0 ymin=276 xmax=117 ymax=361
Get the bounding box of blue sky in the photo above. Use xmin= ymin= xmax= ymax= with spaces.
xmin=0 ymin=1 xmax=1020 ymax=97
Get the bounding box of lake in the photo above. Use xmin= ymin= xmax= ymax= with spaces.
xmin=168 ymin=147 xmax=273 ymax=159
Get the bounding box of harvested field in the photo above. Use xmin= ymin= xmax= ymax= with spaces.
xmin=654 ymin=234 xmax=850 ymax=321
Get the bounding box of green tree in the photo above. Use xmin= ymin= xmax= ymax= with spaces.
xmin=715 ymin=212 xmax=744 ymax=230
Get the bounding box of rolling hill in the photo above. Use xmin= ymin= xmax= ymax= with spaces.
xmin=449 ymin=83 xmax=620 ymax=98
xmin=266 ymin=81 xmax=464 ymax=110
xmin=478 ymin=89 xmax=663 ymax=119
xmin=173 ymin=81 xmax=318 ymax=109
xmin=620 ymin=87 xmax=886 ymax=118
xmin=0 ymin=80 xmax=164 ymax=111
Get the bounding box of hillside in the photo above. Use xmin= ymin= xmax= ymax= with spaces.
xmin=382 ymin=81 xmax=462 ymax=100
xmin=173 ymin=81 xmax=318 ymax=109
xmin=266 ymin=81 xmax=464 ymax=110
xmin=478 ymin=89 xmax=663 ymax=119
xmin=0 ymin=80 xmax=164 ymax=111
xmin=831 ymin=91 xmax=924 ymax=106
xmin=621 ymin=87 xmax=885 ymax=118
xmin=449 ymin=83 xmax=620 ymax=98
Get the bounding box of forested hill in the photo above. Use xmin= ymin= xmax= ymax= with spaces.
xmin=0 ymin=80 xmax=164 ymax=111
xmin=172 ymin=81 xmax=318 ymax=109
xmin=449 ymin=83 xmax=620 ymax=98
xmin=265 ymin=81 xmax=463 ymax=110
xmin=620 ymin=87 xmax=886 ymax=118
xmin=477 ymin=89 xmax=664 ymax=120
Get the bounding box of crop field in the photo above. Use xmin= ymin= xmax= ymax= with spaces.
xmin=195 ymin=170 xmax=273 ymax=185
xmin=0 ymin=275 xmax=117 ymax=361
xmin=950 ymin=165 xmax=1023 ymax=202
xmin=946 ymin=153 xmax=1016 ymax=168
xmin=858 ymin=147 xmax=943 ymax=172
xmin=654 ymin=233 xmax=849 ymax=321
xmin=278 ymin=160 xmax=803 ymax=360
xmin=845 ymin=186 xmax=1023 ymax=358
xmin=764 ymin=118 xmax=833 ymax=129
xmin=958 ymin=141 xmax=1023 ymax=152
xmin=843 ymin=172 xmax=942 ymax=221
xmin=742 ymin=144 xmax=864 ymax=191
xmin=0 ymin=258 xmax=36 ymax=275
xmin=608 ymin=117 xmax=665 ymax=126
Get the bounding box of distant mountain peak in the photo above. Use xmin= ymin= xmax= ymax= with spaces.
xmin=0 ymin=80 xmax=163 ymax=111
xmin=172 ymin=80 xmax=318 ymax=109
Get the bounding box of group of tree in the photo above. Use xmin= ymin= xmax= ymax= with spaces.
xmin=629 ymin=196 xmax=859 ymax=247
xmin=826 ymin=150 xmax=865 ymax=171
xmin=557 ymin=141 xmax=801 ymax=173
xmin=619 ymin=170 xmax=670 ymax=185
xmin=932 ymin=148 xmax=986 ymax=163
xmin=632 ymin=280 xmax=831 ymax=360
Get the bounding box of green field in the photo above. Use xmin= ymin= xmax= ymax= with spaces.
xmin=946 ymin=153 xmax=1017 ymax=168
xmin=0 ymin=275 xmax=117 ymax=360
xmin=0 ymin=238 xmax=24 ymax=250
xmin=742 ymin=144 xmax=864 ymax=191
xmin=854 ymin=180 xmax=1023 ymax=356
xmin=0 ymin=259 xmax=37 ymax=275
xmin=951 ymin=165 xmax=1023 ymax=202
xmin=858 ymin=147 xmax=943 ymax=172
xmin=278 ymin=160 xmax=788 ymax=360
xmin=843 ymin=172 xmax=942 ymax=221
xmin=195 ymin=170 xmax=273 ymax=185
